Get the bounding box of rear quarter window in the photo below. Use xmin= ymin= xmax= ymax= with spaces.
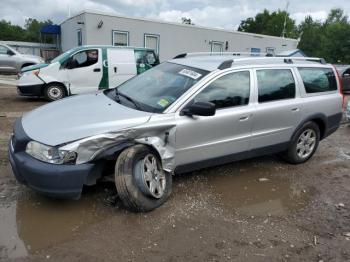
xmin=298 ymin=67 xmax=337 ymax=93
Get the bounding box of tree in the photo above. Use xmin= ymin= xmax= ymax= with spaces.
xmin=298 ymin=8 xmax=350 ymax=63
xmin=24 ymin=18 xmax=53 ymax=42
xmin=238 ymin=9 xmax=298 ymax=38
xmin=0 ymin=20 xmax=26 ymax=41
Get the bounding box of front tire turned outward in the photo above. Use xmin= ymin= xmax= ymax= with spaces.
xmin=115 ymin=145 xmax=172 ymax=212
xmin=44 ymin=84 xmax=66 ymax=101
xmin=284 ymin=121 xmax=320 ymax=164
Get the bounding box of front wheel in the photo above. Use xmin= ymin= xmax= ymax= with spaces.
xmin=115 ymin=145 xmax=172 ymax=212
xmin=283 ymin=121 xmax=320 ymax=164
xmin=44 ymin=84 xmax=66 ymax=101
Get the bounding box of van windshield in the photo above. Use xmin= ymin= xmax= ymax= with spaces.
xmin=111 ymin=62 xmax=209 ymax=113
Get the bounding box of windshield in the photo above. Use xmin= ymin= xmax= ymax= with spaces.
xmin=114 ymin=62 xmax=209 ymax=113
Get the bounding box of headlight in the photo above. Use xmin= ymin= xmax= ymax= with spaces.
xmin=26 ymin=141 xmax=77 ymax=164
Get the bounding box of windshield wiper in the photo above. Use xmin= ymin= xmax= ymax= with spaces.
xmin=115 ymin=89 xmax=142 ymax=110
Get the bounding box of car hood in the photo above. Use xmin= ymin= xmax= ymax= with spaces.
xmin=22 ymin=92 xmax=153 ymax=146
xmin=21 ymin=63 xmax=48 ymax=73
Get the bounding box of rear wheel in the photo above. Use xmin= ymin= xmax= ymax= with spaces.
xmin=283 ymin=121 xmax=320 ymax=164
xmin=115 ymin=145 xmax=172 ymax=212
xmin=44 ymin=84 xmax=66 ymax=101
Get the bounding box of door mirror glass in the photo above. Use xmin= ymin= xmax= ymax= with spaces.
xmin=182 ymin=101 xmax=216 ymax=116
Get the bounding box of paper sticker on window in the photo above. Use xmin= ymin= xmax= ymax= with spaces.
xmin=179 ymin=69 xmax=202 ymax=79
xmin=157 ymin=98 xmax=170 ymax=108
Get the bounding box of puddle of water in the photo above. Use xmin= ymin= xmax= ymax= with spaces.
xmin=0 ymin=183 xmax=115 ymax=259
xmin=202 ymin=158 xmax=312 ymax=216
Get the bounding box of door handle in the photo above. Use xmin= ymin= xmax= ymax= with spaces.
xmin=291 ymin=108 xmax=299 ymax=112
xmin=239 ymin=116 xmax=249 ymax=121
xmin=114 ymin=67 xmax=117 ymax=73
xmin=93 ymin=68 xmax=101 ymax=72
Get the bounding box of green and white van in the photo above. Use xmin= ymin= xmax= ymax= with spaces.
xmin=17 ymin=45 xmax=159 ymax=101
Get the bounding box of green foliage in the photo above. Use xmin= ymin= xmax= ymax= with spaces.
xmin=0 ymin=18 xmax=52 ymax=43
xmin=238 ymin=9 xmax=298 ymax=38
xmin=239 ymin=8 xmax=350 ymax=64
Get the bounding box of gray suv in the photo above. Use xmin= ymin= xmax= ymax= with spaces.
xmin=0 ymin=43 xmax=45 ymax=74
xmin=9 ymin=53 xmax=343 ymax=212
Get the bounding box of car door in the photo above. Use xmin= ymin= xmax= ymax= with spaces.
xmin=66 ymin=48 xmax=103 ymax=94
xmin=251 ymin=68 xmax=302 ymax=149
xmin=0 ymin=45 xmax=16 ymax=73
xmin=175 ymin=70 xmax=254 ymax=167
xmin=107 ymin=49 xmax=136 ymax=88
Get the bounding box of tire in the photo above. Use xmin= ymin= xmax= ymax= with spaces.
xmin=44 ymin=84 xmax=66 ymax=101
xmin=115 ymin=144 xmax=172 ymax=212
xmin=283 ymin=121 xmax=320 ymax=164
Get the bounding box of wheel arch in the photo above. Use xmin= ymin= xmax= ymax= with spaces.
xmin=44 ymin=81 xmax=69 ymax=96
xmin=291 ymin=113 xmax=327 ymax=142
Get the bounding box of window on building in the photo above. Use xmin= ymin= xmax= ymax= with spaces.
xmin=194 ymin=71 xmax=250 ymax=109
xmin=251 ymin=48 xmax=261 ymax=56
xmin=144 ymin=34 xmax=160 ymax=54
xmin=257 ymin=69 xmax=296 ymax=103
xmin=112 ymin=30 xmax=129 ymax=46
xmin=211 ymin=41 xmax=223 ymax=53
xmin=298 ymin=67 xmax=337 ymax=93
xmin=77 ymin=29 xmax=82 ymax=46
xmin=266 ymin=47 xmax=275 ymax=56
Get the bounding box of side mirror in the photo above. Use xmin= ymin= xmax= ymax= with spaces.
xmin=181 ymin=101 xmax=216 ymax=116
xmin=7 ymin=49 xmax=15 ymax=56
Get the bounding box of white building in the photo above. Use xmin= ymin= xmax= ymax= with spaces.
xmin=60 ymin=11 xmax=299 ymax=61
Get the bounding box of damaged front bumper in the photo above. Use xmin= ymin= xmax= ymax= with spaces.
xmin=8 ymin=119 xmax=103 ymax=199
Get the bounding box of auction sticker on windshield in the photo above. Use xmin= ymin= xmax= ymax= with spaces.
xmin=179 ymin=69 xmax=202 ymax=79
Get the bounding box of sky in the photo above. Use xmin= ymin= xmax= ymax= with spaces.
xmin=1 ymin=0 xmax=350 ymax=29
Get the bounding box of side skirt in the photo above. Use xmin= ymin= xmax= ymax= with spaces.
xmin=174 ymin=142 xmax=290 ymax=174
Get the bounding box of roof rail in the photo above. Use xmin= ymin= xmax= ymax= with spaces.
xmin=173 ymin=51 xmax=268 ymax=59
xmin=282 ymin=57 xmax=327 ymax=64
xmin=218 ymin=59 xmax=234 ymax=70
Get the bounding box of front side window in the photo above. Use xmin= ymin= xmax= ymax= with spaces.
xmin=0 ymin=45 xmax=9 ymax=55
xmin=257 ymin=69 xmax=296 ymax=103
xmin=298 ymin=67 xmax=337 ymax=93
xmin=69 ymin=49 xmax=98 ymax=69
xmin=113 ymin=31 xmax=129 ymax=46
xmin=194 ymin=71 xmax=250 ymax=109
xmin=113 ymin=62 xmax=208 ymax=112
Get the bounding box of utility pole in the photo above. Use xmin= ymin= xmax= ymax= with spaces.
xmin=282 ymin=1 xmax=289 ymax=38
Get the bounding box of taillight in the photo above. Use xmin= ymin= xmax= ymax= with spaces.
xmin=333 ymin=65 xmax=345 ymax=109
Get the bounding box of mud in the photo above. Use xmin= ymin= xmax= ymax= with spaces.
xmin=0 ymin=86 xmax=349 ymax=261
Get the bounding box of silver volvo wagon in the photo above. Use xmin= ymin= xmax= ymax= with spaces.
xmin=9 ymin=53 xmax=344 ymax=212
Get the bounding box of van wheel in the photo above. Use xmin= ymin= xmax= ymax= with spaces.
xmin=115 ymin=145 xmax=172 ymax=212
xmin=44 ymin=84 xmax=66 ymax=101
xmin=283 ymin=121 xmax=320 ymax=164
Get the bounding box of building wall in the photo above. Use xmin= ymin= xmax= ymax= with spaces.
xmin=61 ymin=14 xmax=87 ymax=52
xmin=61 ymin=12 xmax=299 ymax=61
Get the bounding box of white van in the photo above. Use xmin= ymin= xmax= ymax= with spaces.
xmin=17 ymin=45 xmax=159 ymax=101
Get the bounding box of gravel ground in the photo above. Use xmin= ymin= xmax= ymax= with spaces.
xmin=0 ymin=86 xmax=349 ymax=262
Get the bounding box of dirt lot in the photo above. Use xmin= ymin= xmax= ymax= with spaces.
xmin=0 ymin=84 xmax=349 ymax=262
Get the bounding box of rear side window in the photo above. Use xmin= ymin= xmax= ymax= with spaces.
xmin=194 ymin=71 xmax=250 ymax=109
xmin=257 ymin=69 xmax=296 ymax=103
xmin=298 ymin=67 xmax=337 ymax=93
